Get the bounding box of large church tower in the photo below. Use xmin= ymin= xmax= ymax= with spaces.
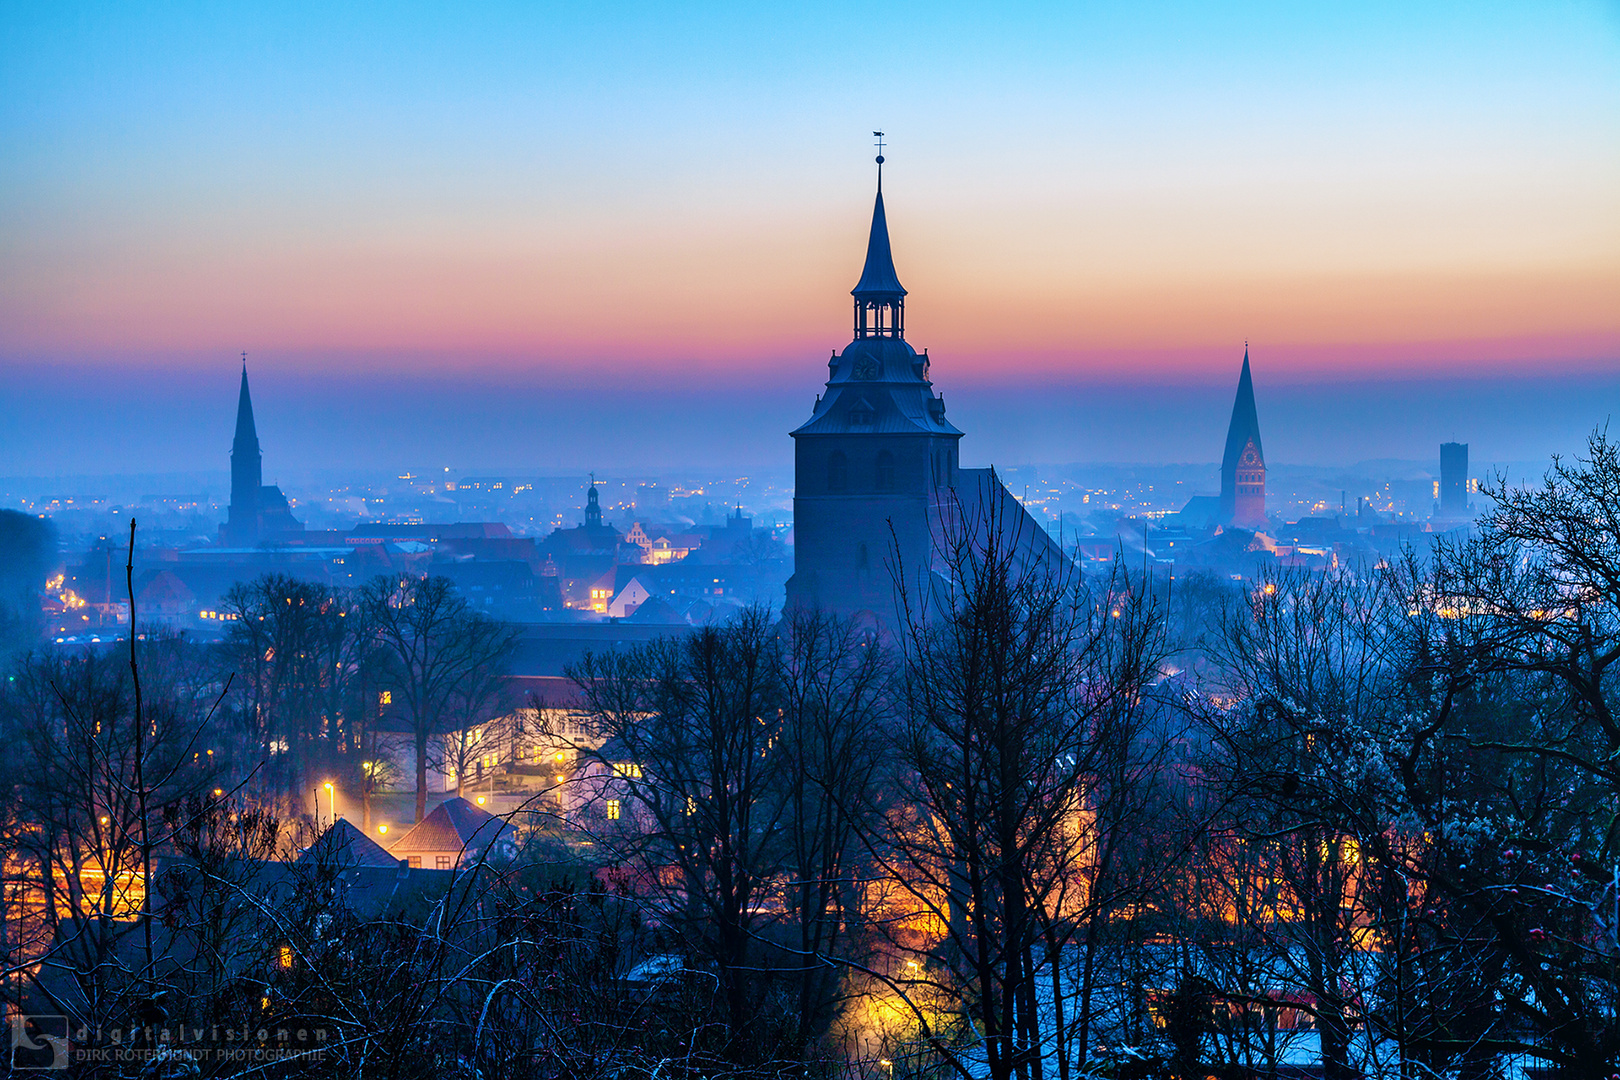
xmin=1218 ymin=347 xmax=1267 ymax=529
xmin=224 ymin=361 xmax=263 ymax=547
xmin=787 ymin=154 xmax=963 ymax=619
xmin=219 ymin=360 xmax=304 ymax=546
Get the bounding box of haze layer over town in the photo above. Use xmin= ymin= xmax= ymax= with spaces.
xmin=2 ymin=3 xmax=1618 ymax=1079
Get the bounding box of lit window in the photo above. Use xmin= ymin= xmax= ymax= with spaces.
xmin=612 ymin=762 xmax=642 ymax=779
xmin=606 ymin=799 xmax=621 ymax=820
xmin=379 ymin=690 xmax=391 ymax=706
xmin=436 ymin=856 xmax=453 ymax=870
xmin=278 ymin=945 xmax=294 ymax=970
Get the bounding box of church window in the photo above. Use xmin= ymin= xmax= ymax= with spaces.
xmin=876 ymin=450 xmax=895 ymax=491
xmin=828 ymin=452 xmax=848 ymax=492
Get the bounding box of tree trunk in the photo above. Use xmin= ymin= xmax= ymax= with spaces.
xmin=415 ymin=728 xmax=428 ymax=822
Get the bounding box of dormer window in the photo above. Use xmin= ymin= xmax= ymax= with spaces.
xmin=848 ymin=398 xmax=875 ymax=426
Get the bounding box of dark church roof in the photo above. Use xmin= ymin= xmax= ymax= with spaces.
xmin=851 ymin=187 xmax=906 ymax=298
xmin=1220 ymin=348 xmax=1264 ymax=473
xmin=792 ymin=338 xmax=963 ymax=438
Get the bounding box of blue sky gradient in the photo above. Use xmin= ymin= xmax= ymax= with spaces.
xmin=3 ymin=1 xmax=1617 ymax=473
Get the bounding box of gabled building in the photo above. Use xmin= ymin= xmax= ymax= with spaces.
xmin=388 ymin=796 xmax=518 ymax=870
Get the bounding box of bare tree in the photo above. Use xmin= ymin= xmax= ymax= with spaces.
xmin=877 ymin=483 xmax=1170 ymax=1080
xmin=569 ymin=607 xmax=797 ymax=1065
xmin=775 ymin=606 xmax=893 ymax=1046
xmin=361 ymin=574 xmax=519 ymax=821
xmin=0 ymin=632 xmax=224 ymax=1037
xmin=220 ymin=574 xmax=366 ymax=808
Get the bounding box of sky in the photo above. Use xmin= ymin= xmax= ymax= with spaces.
xmin=2 ymin=1 xmax=1618 ymax=476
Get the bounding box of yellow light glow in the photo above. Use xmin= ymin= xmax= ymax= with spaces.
xmin=476 ymin=796 xmax=487 ymax=805
xmin=377 ymin=824 xmax=389 ymax=835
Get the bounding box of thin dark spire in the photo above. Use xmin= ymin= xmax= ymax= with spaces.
xmin=852 ymin=146 xmax=905 ymax=299
xmin=233 ymin=361 xmax=259 ymax=450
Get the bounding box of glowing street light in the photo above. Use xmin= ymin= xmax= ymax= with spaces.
xmin=323 ymin=781 xmax=335 ymax=824
xmin=377 ymin=824 xmax=389 ymax=836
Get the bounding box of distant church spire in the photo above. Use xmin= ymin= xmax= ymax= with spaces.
xmin=233 ymin=355 xmax=259 ymax=451
xmin=585 ymin=473 xmax=603 ymax=529
xmin=225 ymin=357 xmax=264 ymax=546
xmin=1219 ymin=345 xmax=1267 ymax=528
xmin=852 ymin=135 xmax=906 ymax=339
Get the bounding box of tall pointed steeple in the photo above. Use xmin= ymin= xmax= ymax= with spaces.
xmin=851 ymin=146 xmax=906 ymax=339
xmin=233 ymin=362 xmax=260 ymax=451
xmin=1219 ymin=346 xmax=1267 ymax=528
xmin=225 ymin=356 xmax=264 ymax=546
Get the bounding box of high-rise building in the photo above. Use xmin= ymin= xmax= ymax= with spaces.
xmin=1218 ymin=348 xmax=1267 ymax=529
xmin=787 ymin=155 xmax=1060 ymax=621
xmin=1440 ymin=442 xmax=1468 ymax=517
xmin=220 ymin=362 xmax=303 ymax=546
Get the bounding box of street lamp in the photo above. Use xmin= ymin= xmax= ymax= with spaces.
xmin=323 ymin=781 xmax=335 ymax=825
xmin=377 ymin=824 xmax=389 ymax=837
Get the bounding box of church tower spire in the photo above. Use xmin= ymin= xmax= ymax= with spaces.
xmin=788 ymin=141 xmax=963 ymax=620
xmin=225 ymin=356 xmax=263 ymax=546
xmin=585 ymin=474 xmax=603 ymax=529
xmin=1219 ymin=345 xmax=1267 ymax=529
xmin=851 ymin=136 xmax=906 ymax=340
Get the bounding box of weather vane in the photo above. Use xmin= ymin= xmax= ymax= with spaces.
xmin=873 ymin=131 xmax=886 ymax=163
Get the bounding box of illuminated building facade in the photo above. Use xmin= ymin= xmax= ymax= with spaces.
xmin=1218 ymin=348 xmax=1268 ymax=530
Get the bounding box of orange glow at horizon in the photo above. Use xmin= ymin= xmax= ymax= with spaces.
xmin=5 ymin=206 xmax=1614 ymax=383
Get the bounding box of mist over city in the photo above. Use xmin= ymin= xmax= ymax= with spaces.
xmin=2 ymin=4 xmax=1618 ymax=1078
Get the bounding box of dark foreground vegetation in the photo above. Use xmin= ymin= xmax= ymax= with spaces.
xmin=4 ymin=436 xmax=1620 ymax=1078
